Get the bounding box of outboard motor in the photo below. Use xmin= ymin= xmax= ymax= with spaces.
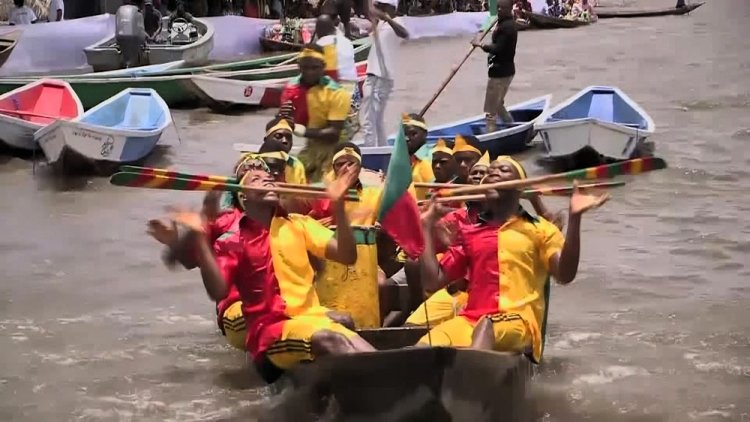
xmin=115 ymin=5 xmax=147 ymax=68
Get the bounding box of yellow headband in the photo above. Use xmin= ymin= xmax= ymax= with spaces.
xmin=298 ymin=48 xmax=326 ymax=62
xmin=472 ymin=151 xmax=490 ymax=169
xmin=332 ymin=147 xmax=362 ymax=164
xmin=432 ymin=138 xmax=453 ymax=156
xmin=452 ymin=135 xmax=482 ymax=155
xmin=401 ymin=113 xmax=428 ymax=131
xmin=265 ymin=119 xmax=293 ymax=137
xmin=259 ymin=151 xmax=289 ymax=162
xmin=494 ymin=155 xmax=527 ymax=179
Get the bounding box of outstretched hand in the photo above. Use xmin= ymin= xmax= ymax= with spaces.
xmin=166 ymin=206 xmax=206 ymax=234
xmin=147 ymin=219 xmax=178 ymax=246
xmin=569 ymin=180 xmax=610 ymax=215
xmin=327 ymin=164 xmax=358 ymax=202
xmin=420 ymin=198 xmax=451 ymax=225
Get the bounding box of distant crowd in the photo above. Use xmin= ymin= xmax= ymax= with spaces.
xmin=8 ymin=0 xmax=64 ymax=25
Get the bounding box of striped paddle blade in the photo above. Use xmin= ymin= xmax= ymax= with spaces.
xmin=110 ymin=172 xmax=242 ymax=192
xmin=119 ymin=166 xmax=237 ymax=184
xmin=566 ymin=157 xmax=668 ymax=181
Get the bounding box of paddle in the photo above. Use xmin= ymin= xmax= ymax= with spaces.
xmin=442 ymin=157 xmax=667 ymax=197
xmin=109 ymin=171 xmax=360 ymax=202
xmin=418 ymin=181 xmax=627 ymax=205
xmin=417 ymin=17 xmax=499 ymax=117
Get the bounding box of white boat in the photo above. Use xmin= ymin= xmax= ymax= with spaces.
xmin=0 ymin=79 xmax=83 ymax=151
xmin=35 ymin=88 xmax=171 ymax=172
xmin=536 ymin=86 xmax=655 ymax=165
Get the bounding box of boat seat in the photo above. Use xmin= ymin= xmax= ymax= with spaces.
xmin=30 ymin=85 xmax=64 ymax=125
xmin=120 ymin=93 xmax=154 ymax=129
xmin=588 ymin=92 xmax=614 ymax=122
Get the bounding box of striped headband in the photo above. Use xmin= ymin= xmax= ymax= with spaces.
xmin=332 ymin=147 xmax=362 ymax=164
xmin=265 ymin=119 xmax=293 ymax=137
xmin=401 ymin=113 xmax=428 ymax=131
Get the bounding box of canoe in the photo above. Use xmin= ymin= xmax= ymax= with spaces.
xmin=35 ymin=88 xmax=172 ymax=173
xmin=0 ymin=30 xmax=21 ymax=69
xmin=190 ymin=61 xmax=368 ymax=110
xmin=84 ymin=17 xmax=215 ymax=72
xmin=259 ymin=36 xmax=305 ymax=53
xmin=524 ymin=11 xmax=591 ymax=29
xmin=536 ymin=86 xmax=655 ymax=167
xmin=361 ymin=95 xmax=551 ymax=172
xmin=597 ymin=2 xmax=704 ymax=18
xmin=263 ymin=347 xmax=533 ymax=422
xmin=0 ymin=79 xmax=83 ymax=151
xmin=88 ymin=60 xmax=188 ymax=77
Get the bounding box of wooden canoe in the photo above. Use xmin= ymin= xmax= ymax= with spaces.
xmin=524 ymin=11 xmax=591 ymax=29
xmin=597 ymin=2 xmax=704 ymax=18
xmin=260 ymin=347 xmax=533 ymax=422
xmin=0 ymin=30 xmax=21 ymax=69
xmin=259 ymin=36 xmax=305 ymax=53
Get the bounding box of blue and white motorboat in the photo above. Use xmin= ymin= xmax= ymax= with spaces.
xmin=35 ymin=88 xmax=172 ymax=172
xmin=536 ymin=86 xmax=655 ymax=165
xmin=362 ymin=95 xmax=551 ymax=171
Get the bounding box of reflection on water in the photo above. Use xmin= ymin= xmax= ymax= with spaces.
xmin=1 ymin=0 xmax=749 ymax=420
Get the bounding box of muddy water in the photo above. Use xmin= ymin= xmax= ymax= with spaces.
xmin=1 ymin=0 xmax=748 ymax=420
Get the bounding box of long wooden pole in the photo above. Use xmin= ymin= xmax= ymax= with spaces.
xmin=418 ymin=181 xmax=627 ymax=205
xmin=418 ymin=17 xmax=499 ymax=117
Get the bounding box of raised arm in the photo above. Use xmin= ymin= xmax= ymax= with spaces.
xmin=322 ymin=165 xmax=358 ymax=265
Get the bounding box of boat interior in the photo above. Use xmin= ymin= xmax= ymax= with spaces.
xmin=82 ymin=91 xmax=167 ymax=130
xmin=547 ymin=89 xmax=648 ymax=128
xmin=425 ymin=108 xmax=543 ymax=141
xmin=0 ymin=83 xmax=80 ymax=124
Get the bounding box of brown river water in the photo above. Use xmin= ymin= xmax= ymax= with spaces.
xmin=1 ymin=0 xmax=748 ymax=420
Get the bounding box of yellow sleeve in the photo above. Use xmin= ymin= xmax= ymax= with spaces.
xmin=286 ymin=158 xmax=307 ymax=185
xmin=327 ymin=89 xmax=351 ymax=122
xmin=537 ymin=219 xmax=564 ymax=271
xmin=294 ymin=215 xmax=335 ymax=258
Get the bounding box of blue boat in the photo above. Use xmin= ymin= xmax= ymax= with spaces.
xmin=536 ymin=86 xmax=655 ymax=167
xmin=35 ymin=88 xmax=172 ymax=173
xmin=361 ymin=95 xmax=551 ymax=172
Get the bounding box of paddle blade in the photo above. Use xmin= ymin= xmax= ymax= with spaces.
xmin=566 ymin=157 xmax=667 ymax=181
xmin=110 ymin=172 xmax=240 ymax=192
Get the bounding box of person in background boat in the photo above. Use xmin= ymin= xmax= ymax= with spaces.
xmin=360 ymin=0 xmax=409 ymax=147
xmin=169 ymin=1 xmax=196 ymax=30
xmin=278 ymin=44 xmax=352 ymax=183
xmin=168 ymin=160 xmax=375 ymax=383
xmin=320 ymin=0 xmax=355 ymax=39
xmin=416 ymin=157 xmax=609 ymax=362
xmin=452 ymin=135 xmax=483 ymax=184
xmin=472 ymin=0 xmax=517 ymax=133
xmin=8 ymin=0 xmax=38 ymax=25
xmin=402 ymin=113 xmax=434 ymax=200
xmin=143 ymin=0 xmax=164 ymax=41
xmin=48 ymin=0 xmax=64 ymax=21
xmin=542 ymin=0 xmax=563 ymax=17
xmin=315 ymin=14 xmax=361 ymax=142
xmin=580 ymin=0 xmax=596 ymax=21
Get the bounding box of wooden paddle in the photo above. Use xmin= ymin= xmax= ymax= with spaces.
xmin=414 ymin=181 xmax=468 ymax=189
xmin=109 ymin=171 xmax=360 ymax=202
xmin=442 ymin=157 xmax=668 ymax=197
xmin=418 ymin=181 xmax=627 ymax=205
xmin=417 ymin=17 xmax=499 ymax=117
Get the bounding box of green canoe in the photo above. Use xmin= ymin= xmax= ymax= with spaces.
xmin=0 ymin=38 xmax=371 ymax=109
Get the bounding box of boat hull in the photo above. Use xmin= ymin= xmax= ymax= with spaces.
xmin=36 ymin=120 xmax=165 ymax=172
xmin=537 ymin=118 xmax=652 ymax=161
xmin=597 ymin=2 xmax=704 ymax=18
xmin=263 ymin=347 xmax=533 ymax=422
xmin=525 ymin=11 xmax=591 ymax=28
xmin=259 ymin=36 xmax=304 ymax=53
xmin=0 ymin=30 xmax=22 ymax=69
xmin=0 ymin=115 xmax=40 ymax=150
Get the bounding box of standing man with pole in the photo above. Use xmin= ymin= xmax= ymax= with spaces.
xmin=471 ymin=0 xmax=517 ymax=133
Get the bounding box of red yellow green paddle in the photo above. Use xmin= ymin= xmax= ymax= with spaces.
xmin=443 ymin=157 xmax=667 ymax=197
xmin=418 ymin=181 xmax=627 ymax=205
xmin=109 ymin=171 xmax=360 ymax=202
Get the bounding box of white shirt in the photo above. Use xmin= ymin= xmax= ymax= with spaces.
xmin=366 ymin=20 xmax=405 ymax=81
xmin=316 ymin=29 xmax=357 ymax=82
xmin=9 ymin=6 xmax=37 ymax=25
xmin=48 ymin=0 xmax=64 ymax=22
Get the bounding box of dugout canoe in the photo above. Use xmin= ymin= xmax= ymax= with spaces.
xmin=260 ymin=347 xmax=533 ymax=422
xmin=597 ymin=2 xmax=704 ymax=18
xmin=524 ymin=11 xmax=591 ymax=29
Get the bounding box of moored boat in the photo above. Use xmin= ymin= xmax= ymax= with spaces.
xmin=35 ymin=88 xmax=172 ymax=173
xmin=362 ymin=95 xmax=551 ymax=171
xmin=536 ymin=86 xmax=655 ymax=169
xmin=0 ymin=79 xmax=83 ymax=151
xmin=597 ymin=2 xmax=704 ymax=18
xmin=524 ymin=11 xmax=592 ymax=29
xmin=0 ymin=30 xmax=22 ymax=69
xmin=190 ymin=61 xmax=368 ymax=110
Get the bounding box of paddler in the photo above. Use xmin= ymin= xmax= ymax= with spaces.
xmin=452 ymin=134 xmax=484 ymax=184
xmin=430 ymin=139 xmax=457 ymax=185
xmin=416 ymin=157 xmax=609 ymax=362
xmin=235 ymin=118 xmax=307 ymax=185
xmin=306 ymin=143 xmax=385 ymax=329
xmin=279 ymin=44 xmax=352 ymax=183
xmin=168 ymin=159 xmax=376 ymax=382
xmin=402 ymin=113 xmax=434 ymax=200
xmin=315 ymin=14 xmax=362 ymax=142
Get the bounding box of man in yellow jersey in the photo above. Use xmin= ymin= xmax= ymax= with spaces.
xmin=417 ymin=157 xmax=609 ymax=363
xmin=452 ymin=134 xmax=483 ymax=184
xmin=279 ymin=44 xmax=352 ymax=182
xmin=402 ymin=113 xmax=434 ymax=200
xmin=430 ymin=139 xmax=457 ymax=185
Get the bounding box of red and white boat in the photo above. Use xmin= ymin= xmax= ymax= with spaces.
xmin=0 ymin=79 xmax=84 ymax=151
xmin=190 ymin=61 xmax=368 ymax=111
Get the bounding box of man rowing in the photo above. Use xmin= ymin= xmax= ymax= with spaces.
xmin=166 ymin=159 xmax=376 ymax=382
xmin=279 ymin=44 xmax=352 ymax=183
xmin=416 ymin=157 xmax=609 ymax=362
